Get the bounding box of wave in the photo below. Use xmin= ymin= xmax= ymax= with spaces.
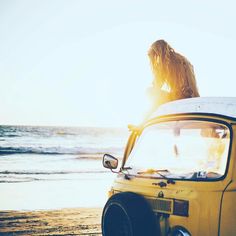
xmin=0 ymin=125 xmax=128 ymax=138
xmin=0 ymin=147 xmax=64 ymax=155
xmin=0 ymin=170 xmax=110 ymax=183
xmin=0 ymin=146 xmax=122 ymax=156
xmin=0 ymin=170 xmax=108 ymax=175
xmin=0 ymin=135 xmax=21 ymax=139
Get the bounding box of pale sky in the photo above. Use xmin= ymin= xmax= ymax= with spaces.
xmin=0 ymin=0 xmax=236 ymax=127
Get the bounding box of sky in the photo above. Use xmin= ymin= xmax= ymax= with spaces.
xmin=0 ymin=0 xmax=236 ymax=127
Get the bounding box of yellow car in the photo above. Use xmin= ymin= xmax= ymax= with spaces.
xmin=101 ymin=97 xmax=236 ymax=236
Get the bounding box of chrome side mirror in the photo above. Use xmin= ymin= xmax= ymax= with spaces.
xmin=103 ymin=154 xmax=118 ymax=170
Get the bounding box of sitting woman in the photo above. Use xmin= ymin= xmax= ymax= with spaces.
xmin=146 ymin=40 xmax=200 ymax=118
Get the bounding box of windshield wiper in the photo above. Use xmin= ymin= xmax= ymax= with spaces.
xmin=137 ymin=169 xmax=176 ymax=184
xmin=137 ymin=169 xmax=168 ymax=177
xmin=122 ymin=166 xmax=132 ymax=170
xmin=122 ymin=168 xmax=176 ymax=184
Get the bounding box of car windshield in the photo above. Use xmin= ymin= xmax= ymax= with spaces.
xmin=125 ymin=120 xmax=230 ymax=180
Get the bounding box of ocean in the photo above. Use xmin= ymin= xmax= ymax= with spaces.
xmin=0 ymin=125 xmax=129 ymax=210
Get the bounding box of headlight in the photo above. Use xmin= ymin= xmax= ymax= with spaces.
xmin=172 ymin=227 xmax=191 ymax=236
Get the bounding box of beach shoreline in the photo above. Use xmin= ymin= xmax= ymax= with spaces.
xmin=0 ymin=208 xmax=102 ymax=235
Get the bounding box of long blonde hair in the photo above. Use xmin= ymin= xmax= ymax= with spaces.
xmin=148 ymin=40 xmax=200 ymax=108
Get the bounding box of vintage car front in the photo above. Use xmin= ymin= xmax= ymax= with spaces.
xmin=102 ymin=97 xmax=236 ymax=236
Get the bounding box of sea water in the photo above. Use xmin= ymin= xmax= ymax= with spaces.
xmin=0 ymin=125 xmax=129 ymax=210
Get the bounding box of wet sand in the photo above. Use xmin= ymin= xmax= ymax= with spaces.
xmin=0 ymin=208 xmax=102 ymax=235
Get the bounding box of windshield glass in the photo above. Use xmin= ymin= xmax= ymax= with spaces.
xmin=125 ymin=120 xmax=230 ymax=180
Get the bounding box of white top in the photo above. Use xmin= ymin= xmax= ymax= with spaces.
xmin=150 ymin=97 xmax=236 ymax=119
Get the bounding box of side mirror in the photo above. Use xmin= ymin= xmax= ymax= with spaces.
xmin=103 ymin=154 xmax=118 ymax=170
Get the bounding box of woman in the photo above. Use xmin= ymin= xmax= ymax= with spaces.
xmin=147 ymin=39 xmax=200 ymax=116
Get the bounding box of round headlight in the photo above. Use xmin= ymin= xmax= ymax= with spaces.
xmin=172 ymin=227 xmax=191 ymax=236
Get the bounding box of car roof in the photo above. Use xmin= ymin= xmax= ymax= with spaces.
xmin=150 ymin=97 xmax=236 ymax=120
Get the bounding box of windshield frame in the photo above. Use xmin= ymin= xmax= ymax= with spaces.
xmin=123 ymin=114 xmax=233 ymax=182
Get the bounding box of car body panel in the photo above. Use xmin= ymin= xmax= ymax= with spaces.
xmin=105 ymin=98 xmax=236 ymax=236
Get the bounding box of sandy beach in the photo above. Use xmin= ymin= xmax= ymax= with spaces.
xmin=0 ymin=208 xmax=102 ymax=235
xmin=0 ymin=126 xmax=126 ymax=235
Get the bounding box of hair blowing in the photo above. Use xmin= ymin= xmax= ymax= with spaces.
xmin=148 ymin=40 xmax=200 ymax=108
